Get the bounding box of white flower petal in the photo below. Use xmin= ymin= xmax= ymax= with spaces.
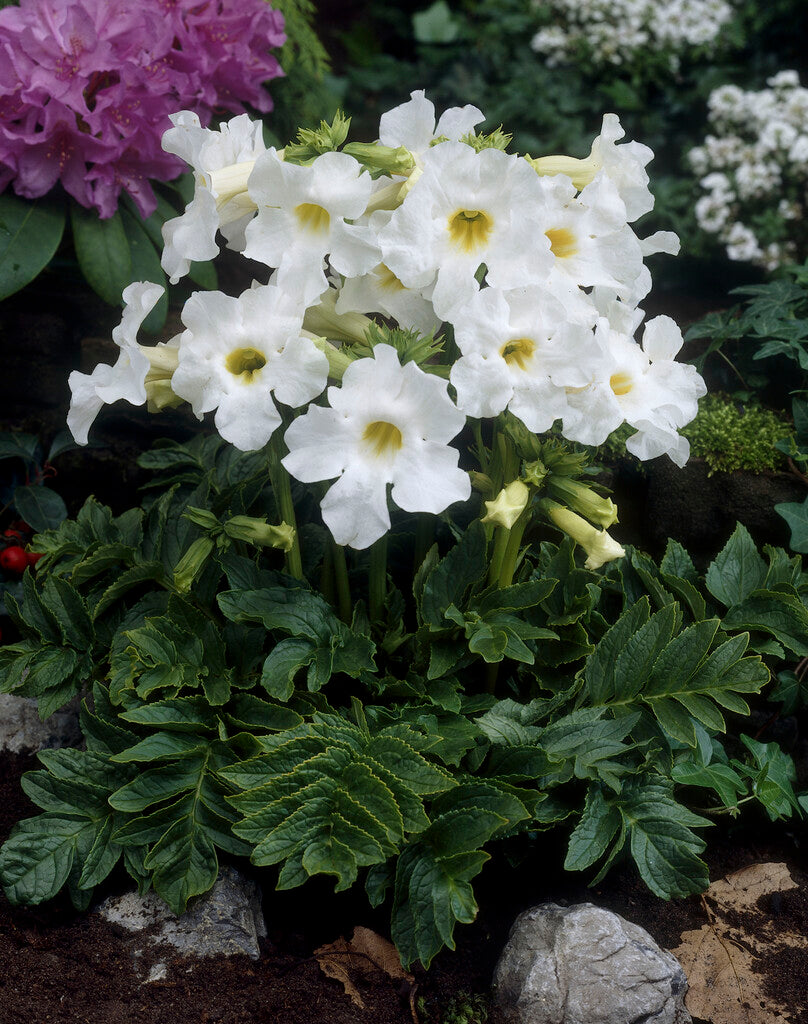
xmin=391 ymin=441 xmax=470 ymax=514
xmin=321 ymin=465 xmax=391 ymax=549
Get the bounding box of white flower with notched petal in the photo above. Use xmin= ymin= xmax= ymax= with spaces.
xmin=450 ymin=285 xmax=604 ymax=432
xmin=68 ymin=282 xmax=164 ymax=444
xmin=160 ymin=112 xmax=266 ymax=284
xmin=378 ymin=89 xmax=484 ymax=161
xmin=244 ymin=150 xmax=378 ymax=306
xmin=171 ymin=284 xmax=329 ymax=452
xmin=379 ymin=142 xmax=554 ymax=321
xmin=282 ymin=344 xmax=470 ymax=549
xmin=539 ymin=174 xmax=645 ymax=301
xmin=561 ymin=315 xmax=707 ymax=466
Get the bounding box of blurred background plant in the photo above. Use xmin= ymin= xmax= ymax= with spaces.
xmin=0 ymin=0 xmax=298 ymax=327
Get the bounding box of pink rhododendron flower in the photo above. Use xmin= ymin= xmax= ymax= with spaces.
xmin=0 ymin=0 xmax=285 ymax=218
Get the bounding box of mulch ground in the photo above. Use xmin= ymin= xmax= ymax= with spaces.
xmin=0 ymin=749 xmax=806 ymax=1024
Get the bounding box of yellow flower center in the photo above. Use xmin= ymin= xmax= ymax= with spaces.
xmin=362 ymin=420 xmax=403 ymax=458
xmin=545 ymin=227 xmax=578 ymax=259
xmin=374 ymin=263 xmax=406 ymax=292
xmin=500 ymin=337 xmax=536 ymax=372
xmin=295 ymin=202 xmax=331 ymax=233
xmin=610 ymin=372 xmax=633 ymax=396
xmin=448 ymin=209 xmax=493 ymax=253
xmin=225 ymin=346 xmax=267 ymax=382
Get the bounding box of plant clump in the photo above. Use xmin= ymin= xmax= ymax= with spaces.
xmin=681 ymin=394 xmax=793 ymax=475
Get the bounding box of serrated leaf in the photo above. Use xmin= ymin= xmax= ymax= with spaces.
xmin=0 ymin=814 xmax=95 ymax=904
xmin=671 ymin=760 xmax=746 ymax=808
xmin=111 ymin=731 xmax=209 ymax=763
xmin=740 ymin=734 xmax=800 ymax=819
xmin=619 ymin=777 xmax=710 ymax=898
xmin=420 ymin=522 xmax=487 ymax=628
xmin=565 ymin=786 xmax=622 ymax=872
xmin=585 ymin=598 xmax=651 ymax=704
xmin=721 ymin=590 xmax=808 ymax=655
xmin=705 ymin=524 xmax=767 ymax=607
xmin=143 ymin=815 xmax=219 ymax=915
xmin=660 ymin=539 xmax=698 ymax=583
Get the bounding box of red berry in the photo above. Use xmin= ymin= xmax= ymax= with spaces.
xmin=0 ymin=545 xmax=28 ymax=574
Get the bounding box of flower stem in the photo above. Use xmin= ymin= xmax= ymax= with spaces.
xmin=498 ymin=511 xmax=529 ymax=590
xmin=332 ymin=540 xmax=352 ymax=623
xmin=368 ymin=534 xmax=388 ymax=625
xmin=267 ymin=438 xmax=304 ymax=580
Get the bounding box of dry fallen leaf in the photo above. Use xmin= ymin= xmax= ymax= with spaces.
xmin=314 ymin=926 xmax=414 ymax=1010
xmin=671 ymin=862 xmax=806 ymax=1024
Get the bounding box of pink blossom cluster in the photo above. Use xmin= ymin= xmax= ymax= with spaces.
xmin=0 ymin=0 xmax=285 ymax=218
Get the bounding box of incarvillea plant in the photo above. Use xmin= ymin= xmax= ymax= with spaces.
xmin=0 ymin=438 xmax=806 ymax=968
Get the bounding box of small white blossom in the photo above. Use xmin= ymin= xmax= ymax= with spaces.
xmin=282 ymin=345 xmax=470 ymax=549
xmin=171 ymin=284 xmax=329 ymax=451
xmin=68 ymin=283 xmax=164 ymax=444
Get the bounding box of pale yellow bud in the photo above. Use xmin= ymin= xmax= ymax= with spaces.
xmin=482 ymin=480 xmax=530 ymax=529
xmin=546 ymin=476 xmax=619 ymax=528
xmin=302 ymin=288 xmax=372 ymax=345
xmin=543 ymin=501 xmax=625 ymax=570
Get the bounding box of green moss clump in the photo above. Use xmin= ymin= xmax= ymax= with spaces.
xmin=681 ymin=394 xmax=793 ymax=475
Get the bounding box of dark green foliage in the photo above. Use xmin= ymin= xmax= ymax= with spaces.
xmin=1 ymin=443 xmax=806 ymax=966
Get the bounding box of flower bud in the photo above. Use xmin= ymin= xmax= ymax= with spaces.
xmin=302 ymin=288 xmax=373 ymax=346
xmin=482 ymin=480 xmax=530 ymax=529
xmin=469 ymin=471 xmax=495 ymax=496
xmin=224 ymin=515 xmax=295 ymax=552
xmin=342 ymin=142 xmax=416 ymax=177
xmin=522 ymin=459 xmax=548 ymax=488
xmin=546 ymin=476 xmax=619 ymax=528
xmin=526 ymin=153 xmax=598 ymax=192
xmin=206 ymin=160 xmax=257 ymax=212
xmin=173 ymin=536 xmax=215 ymax=592
xmin=542 ymin=500 xmax=625 ymax=570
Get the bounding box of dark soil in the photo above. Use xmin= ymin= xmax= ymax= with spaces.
xmin=0 ymin=750 xmax=806 ymax=1024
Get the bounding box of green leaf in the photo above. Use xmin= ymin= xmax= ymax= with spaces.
xmin=705 ymin=524 xmax=767 ymax=607
xmin=13 ymin=485 xmax=68 ymax=532
xmin=565 ymin=786 xmax=622 ymax=872
xmin=619 ymin=777 xmax=710 ymax=898
xmin=0 ymin=193 xmax=66 ymax=300
xmin=671 ymin=760 xmax=746 ymax=809
xmin=722 ymin=590 xmax=808 ymax=655
xmin=775 ymin=496 xmax=808 ymax=553
xmin=660 ymin=539 xmax=698 ymax=583
xmin=0 ymin=815 xmax=94 ymax=904
xmin=585 ymin=598 xmax=651 ymax=704
xmin=739 ymin=735 xmax=800 ymax=819
xmin=420 ymin=522 xmax=487 ymax=628
xmin=143 ymin=815 xmax=219 ymax=915
xmin=70 ymin=204 xmax=132 ymax=306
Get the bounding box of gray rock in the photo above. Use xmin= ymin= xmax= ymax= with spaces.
xmin=97 ymin=866 xmax=267 ymax=969
xmin=492 ymin=903 xmax=691 ymax=1024
xmin=0 ymin=693 xmax=82 ymax=753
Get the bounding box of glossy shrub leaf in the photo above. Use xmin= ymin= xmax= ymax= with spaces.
xmin=70 ymin=203 xmax=132 ymax=305
xmin=13 ymin=485 xmax=68 ymax=532
xmin=0 ymin=193 xmax=66 ymax=300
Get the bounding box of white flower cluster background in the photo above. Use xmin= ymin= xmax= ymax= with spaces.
xmin=529 ymin=0 xmax=735 ymax=69
xmin=67 ymin=92 xmax=706 ymax=550
xmin=689 ymin=71 xmax=808 ymax=269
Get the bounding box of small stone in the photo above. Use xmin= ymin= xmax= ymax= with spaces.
xmin=0 ymin=693 xmax=82 ymax=753
xmin=492 ymin=902 xmax=691 ymax=1024
xmin=97 ymin=866 xmax=267 ymax=971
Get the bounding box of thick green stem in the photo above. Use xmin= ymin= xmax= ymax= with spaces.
xmin=498 ymin=512 xmax=529 ymax=590
xmin=267 ymin=439 xmax=304 ymax=580
xmin=488 ymin=523 xmax=510 ymax=587
xmin=368 ymin=534 xmax=388 ymax=625
xmin=332 ymin=540 xmax=352 ymax=623
xmin=413 ymin=514 xmax=435 ymax=575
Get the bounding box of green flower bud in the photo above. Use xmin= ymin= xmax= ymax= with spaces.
xmin=546 ymin=476 xmax=619 ymax=528
xmin=469 ymin=471 xmax=495 ymax=496
xmin=173 ymin=536 xmax=215 ymax=592
xmin=183 ymin=507 xmax=221 ymax=530
xmin=342 ymin=142 xmax=416 ymax=177
xmin=522 ymin=459 xmax=548 ymax=488
xmin=224 ymin=516 xmax=295 ymax=552
xmin=482 ymin=480 xmax=530 ymax=529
